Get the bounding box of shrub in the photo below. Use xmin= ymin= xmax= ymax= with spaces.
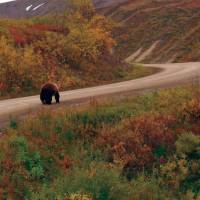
xmin=10 ymin=136 xmax=28 ymax=161
xmin=96 ymin=113 xmax=177 ymax=179
xmin=160 ymin=133 xmax=200 ymax=195
xmin=30 ymin=163 xmax=133 ymax=200
xmin=176 ymin=132 xmax=200 ymax=159
xmin=182 ymin=98 xmax=200 ymax=123
xmin=9 ymin=118 xmax=18 ymax=129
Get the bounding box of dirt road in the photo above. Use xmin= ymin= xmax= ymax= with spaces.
xmin=0 ymin=62 xmax=200 ymax=128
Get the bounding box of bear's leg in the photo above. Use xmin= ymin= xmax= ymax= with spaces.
xmin=45 ymin=95 xmax=52 ymax=105
xmin=55 ymin=92 xmax=60 ymax=103
xmin=40 ymin=92 xmax=46 ymax=104
xmin=43 ymin=90 xmax=53 ymax=105
xmin=46 ymin=98 xmax=52 ymax=104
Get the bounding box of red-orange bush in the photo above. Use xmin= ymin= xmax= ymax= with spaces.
xmin=182 ymin=98 xmax=200 ymax=123
xmin=9 ymin=26 xmax=45 ymax=46
xmin=127 ymin=113 xmax=177 ymax=151
xmin=96 ymin=113 xmax=178 ymax=179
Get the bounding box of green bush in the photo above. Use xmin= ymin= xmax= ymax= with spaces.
xmin=30 ymin=163 xmax=133 ymax=200
xmin=176 ymin=132 xmax=200 ymax=159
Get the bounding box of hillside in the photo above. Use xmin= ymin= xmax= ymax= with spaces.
xmin=0 ymin=0 xmax=127 ymax=18
xmin=0 ymin=0 xmax=68 ymax=18
xmin=102 ymin=0 xmax=200 ymax=63
xmin=0 ymin=1 xmax=159 ymax=99
xmin=1 ymin=0 xmax=199 ymax=63
xmin=0 ymin=85 xmax=200 ymax=199
xmin=0 ymin=2 xmax=120 ymax=98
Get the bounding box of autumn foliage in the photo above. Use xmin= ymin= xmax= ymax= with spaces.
xmin=0 ymin=1 xmax=116 ymax=97
xmin=0 ymin=86 xmax=200 ymax=199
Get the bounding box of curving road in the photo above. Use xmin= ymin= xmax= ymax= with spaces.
xmin=0 ymin=62 xmax=200 ymax=127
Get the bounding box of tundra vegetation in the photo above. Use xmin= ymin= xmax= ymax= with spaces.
xmin=0 ymin=0 xmax=115 ymax=97
xmin=0 ymin=1 xmax=200 ymax=200
xmin=0 ymin=85 xmax=200 ymax=199
xmin=0 ymin=0 xmax=157 ymax=99
xmin=107 ymin=0 xmax=200 ymax=63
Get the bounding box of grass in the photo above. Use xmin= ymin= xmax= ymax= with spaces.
xmin=0 ymin=85 xmax=200 ymax=199
xmin=115 ymin=64 xmax=161 ymax=80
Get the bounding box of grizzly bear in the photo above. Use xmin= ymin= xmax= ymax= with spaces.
xmin=40 ymin=83 xmax=60 ymax=105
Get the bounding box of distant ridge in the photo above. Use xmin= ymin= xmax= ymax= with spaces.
xmin=0 ymin=0 xmax=128 ymax=18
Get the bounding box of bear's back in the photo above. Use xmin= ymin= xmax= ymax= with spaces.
xmin=41 ymin=82 xmax=59 ymax=92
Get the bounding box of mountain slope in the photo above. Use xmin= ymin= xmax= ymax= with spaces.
xmin=0 ymin=0 xmax=128 ymax=18
xmin=103 ymin=0 xmax=200 ymax=63
xmin=0 ymin=0 xmax=70 ymax=18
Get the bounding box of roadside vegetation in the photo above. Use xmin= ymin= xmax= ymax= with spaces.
xmin=0 ymin=85 xmax=200 ymax=199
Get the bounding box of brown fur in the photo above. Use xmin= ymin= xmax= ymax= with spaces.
xmin=40 ymin=82 xmax=60 ymax=105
